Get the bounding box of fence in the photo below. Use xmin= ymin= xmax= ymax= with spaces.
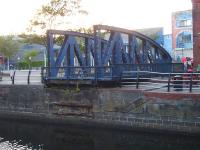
xmin=121 ymin=71 xmax=200 ymax=93
xmin=114 ymin=63 xmax=184 ymax=73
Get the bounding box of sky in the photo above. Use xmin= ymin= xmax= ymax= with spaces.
xmin=0 ymin=0 xmax=192 ymax=35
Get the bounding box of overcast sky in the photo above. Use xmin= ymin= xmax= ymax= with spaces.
xmin=0 ymin=0 xmax=192 ymax=35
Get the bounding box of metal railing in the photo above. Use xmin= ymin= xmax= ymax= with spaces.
xmin=41 ymin=66 xmax=113 ymax=82
xmin=0 ymin=68 xmax=2 ymax=81
xmin=114 ymin=63 xmax=184 ymax=73
xmin=41 ymin=63 xmax=183 ymax=81
xmin=120 ymin=71 xmax=200 ymax=93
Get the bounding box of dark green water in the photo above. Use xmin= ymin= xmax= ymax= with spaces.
xmin=0 ymin=119 xmax=199 ymax=150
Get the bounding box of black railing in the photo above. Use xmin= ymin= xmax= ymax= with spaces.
xmin=117 ymin=63 xmax=184 ymax=73
xmin=12 ymin=70 xmax=16 ymax=84
xmin=9 ymin=70 xmax=41 ymax=85
xmin=120 ymin=71 xmax=200 ymax=93
xmin=0 ymin=68 xmax=2 ymax=81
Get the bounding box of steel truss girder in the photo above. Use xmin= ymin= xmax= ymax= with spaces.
xmin=47 ymin=25 xmax=172 ymax=78
xmin=93 ymin=25 xmax=171 ymax=65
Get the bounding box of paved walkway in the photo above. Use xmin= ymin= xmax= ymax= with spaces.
xmin=0 ymin=70 xmax=42 ymax=85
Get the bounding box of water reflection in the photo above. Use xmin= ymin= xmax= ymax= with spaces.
xmin=0 ymin=138 xmax=42 ymax=150
xmin=0 ymin=119 xmax=199 ymax=150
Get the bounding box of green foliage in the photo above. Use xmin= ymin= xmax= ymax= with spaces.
xmin=76 ymin=81 xmax=80 ymax=92
xmin=53 ymin=27 xmax=93 ymax=47
xmin=137 ymin=28 xmax=161 ymax=40
xmin=73 ymin=27 xmax=94 ymax=52
xmin=197 ymin=65 xmax=200 ymax=72
xmin=29 ymin=0 xmax=88 ymax=34
xmin=24 ymin=50 xmax=39 ymax=63
xmin=0 ymin=36 xmax=19 ymax=58
xmin=19 ymin=61 xmax=44 ymax=69
xmin=19 ymin=34 xmax=46 ymax=47
xmin=25 ymin=0 xmax=88 ymax=49
xmin=75 ymin=27 xmax=93 ymax=34
xmin=55 ymin=35 xmax=65 ymax=46
xmin=21 ymin=50 xmax=40 ymax=69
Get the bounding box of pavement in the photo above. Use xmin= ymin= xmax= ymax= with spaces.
xmin=0 ymin=70 xmax=42 ymax=85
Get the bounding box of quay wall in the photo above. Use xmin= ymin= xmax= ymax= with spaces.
xmin=0 ymin=85 xmax=200 ymax=134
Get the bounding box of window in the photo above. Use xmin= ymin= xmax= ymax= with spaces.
xmin=177 ymin=19 xmax=192 ymax=27
xmin=182 ymin=34 xmax=191 ymax=43
xmin=186 ymin=20 xmax=192 ymax=26
xmin=176 ymin=31 xmax=192 ymax=48
xmin=179 ymin=20 xmax=187 ymax=27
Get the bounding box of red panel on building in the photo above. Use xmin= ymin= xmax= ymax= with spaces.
xmin=192 ymin=0 xmax=200 ymax=67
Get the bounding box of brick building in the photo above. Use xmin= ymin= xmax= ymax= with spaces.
xmin=192 ymin=0 xmax=200 ymax=68
xmin=171 ymin=10 xmax=193 ymax=61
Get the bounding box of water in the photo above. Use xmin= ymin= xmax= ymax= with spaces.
xmin=0 ymin=138 xmax=42 ymax=150
xmin=0 ymin=119 xmax=199 ymax=150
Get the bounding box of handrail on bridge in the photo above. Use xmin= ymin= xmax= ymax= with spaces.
xmin=120 ymin=71 xmax=200 ymax=93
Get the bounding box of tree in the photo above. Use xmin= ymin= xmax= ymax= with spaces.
xmin=0 ymin=36 xmax=20 ymax=70
xmin=23 ymin=50 xmax=39 ymax=69
xmin=28 ymin=0 xmax=88 ymax=34
xmin=24 ymin=0 xmax=88 ymax=65
xmin=19 ymin=34 xmax=46 ymax=46
xmin=75 ymin=27 xmax=93 ymax=34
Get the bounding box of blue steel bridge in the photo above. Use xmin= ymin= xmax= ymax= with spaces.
xmin=42 ymin=25 xmax=180 ymax=86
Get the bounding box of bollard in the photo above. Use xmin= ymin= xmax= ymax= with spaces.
xmin=173 ymin=75 xmax=183 ymax=91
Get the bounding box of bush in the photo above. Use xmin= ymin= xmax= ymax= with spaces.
xmin=19 ymin=61 xmax=44 ymax=69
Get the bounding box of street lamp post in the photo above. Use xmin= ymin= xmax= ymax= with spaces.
xmin=41 ymin=48 xmax=47 ymax=67
xmin=29 ymin=56 xmax=32 ymax=70
xmin=43 ymin=49 xmax=47 ymax=67
xmin=180 ymin=43 xmax=184 ymax=59
xmin=17 ymin=57 xmax=20 ymax=70
xmin=182 ymin=47 xmax=184 ymax=58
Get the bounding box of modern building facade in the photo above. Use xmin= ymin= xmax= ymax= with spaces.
xmin=163 ymin=34 xmax=173 ymax=56
xmin=171 ymin=10 xmax=193 ymax=61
